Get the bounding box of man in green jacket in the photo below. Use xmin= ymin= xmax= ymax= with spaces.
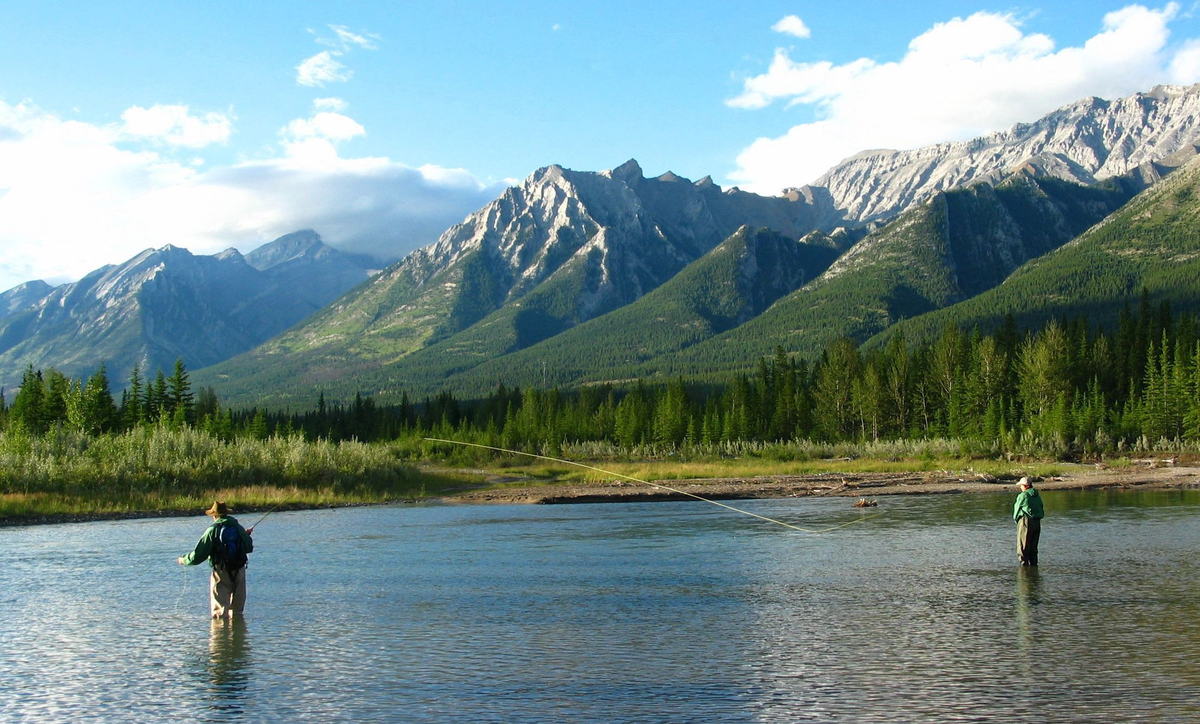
xmin=1012 ymin=477 xmax=1044 ymax=566
xmin=178 ymin=501 xmax=254 ymax=618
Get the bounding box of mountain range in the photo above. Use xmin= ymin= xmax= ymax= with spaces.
xmin=7 ymin=83 xmax=1200 ymax=405
xmin=0 ymin=231 xmax=379 ymax=392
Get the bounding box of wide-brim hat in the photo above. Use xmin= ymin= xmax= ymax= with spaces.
xmin=205 ymin=500 xmax=230 ymax=517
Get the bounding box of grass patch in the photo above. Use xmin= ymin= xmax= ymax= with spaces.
xmin=0 ymin=427 xmax=460 ymax=521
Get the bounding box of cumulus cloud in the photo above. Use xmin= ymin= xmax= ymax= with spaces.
xmin=728 ymin=3 xmax=1193 ymax=193
xmin=772 ymin=15 xmax=811 ymax=39
xmin=296 ymin=50 xmax=351 ymax=87
xmin=120 ymin=104 xmax=233 ymax=147
xmin=0 ymin=100 xmax=505 ymax=292
xmin=1168 ymin=37 xmax=1200 ymax=80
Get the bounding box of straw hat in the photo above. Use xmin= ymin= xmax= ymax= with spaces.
xmin=205 ymin=500 xmax=231 ymax=517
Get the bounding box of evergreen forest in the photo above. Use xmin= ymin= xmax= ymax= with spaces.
xmin=5 ymin=300 xmax=1200 ymax=461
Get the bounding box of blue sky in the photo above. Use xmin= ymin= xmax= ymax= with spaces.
xmin=2 ymin=1 xmax=1200 ymax=291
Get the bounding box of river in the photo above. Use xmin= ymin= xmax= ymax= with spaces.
xmin=2 ymin=489 xmax=1198 ymax=722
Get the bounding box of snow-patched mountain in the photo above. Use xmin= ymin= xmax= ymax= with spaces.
xmin=809 ymin=83 xmax=1200 ymax=224
xmin=199 ymin=86 xmax=1200 ymax=404
xmin=199 ymin=160 xmax=849 ymax=404
xmin=0 ymin=232 xmax=377 ymax=391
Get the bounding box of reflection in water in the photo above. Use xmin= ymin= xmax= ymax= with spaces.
xmin=206 ymin=617 xmax=251 ymax=717
xmin=1015 ymin=566 xmax=1041 ymax=670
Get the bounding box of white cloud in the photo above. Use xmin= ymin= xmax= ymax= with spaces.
xmin=317 ymin=25 xmax=380 ymax=51
xmin=297 ymin=51 xmax=351 ymax=87
xmin=120 ymin=104 xmax=233 ymax=148
xmin=0 ymin=100 xmax=505 ymax=292
xmin=313 ymin=97 xmax=348 ymax=112
xmin=1168 ymin=37 xmax=1200 ymax=80
xmin=284 ymin=111 xmax=365 ymax=143
xmin=728 ymin=3 xmax=1189 ymax=193
xmin=772 ymin=15 xmax=811 ymax=39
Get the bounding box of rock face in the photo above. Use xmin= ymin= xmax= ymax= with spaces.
xmin=384 ymin=225 xmax=843 ymax=394
xmin=0 ymin=232 xmax=377 ymax=391
xmin=874 ymin=153 xmax=1200 ymax=346
xmin=615 ymin=171 xmax=1139 ymax=380
xmin=809 ymin=83 xmax=1200 ymax=224
xmin=200 ymin=160 xmax=844 ymax=404
xmin=0 ymin=281 xmax=54 ymax=319
xmin=201 ymin=85 xmax=1200 ymax=404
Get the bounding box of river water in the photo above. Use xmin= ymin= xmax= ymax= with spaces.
xmin=2 ymin=489 xmax=1199 ymax=723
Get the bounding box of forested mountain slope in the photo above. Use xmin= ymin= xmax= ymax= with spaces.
xmin=197 ymin=162 xmax=847 ymax=405
xmin=397 ymin=226 xmax=841 ymax=395
xmin=871 ymin=155 xmax=1200 ymax=346
xmin=634 ymin=173 xmax=1137 ymax=381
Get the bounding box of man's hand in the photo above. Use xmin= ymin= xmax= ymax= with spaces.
xmin=177 ymin=556 xmax=185 ymax=565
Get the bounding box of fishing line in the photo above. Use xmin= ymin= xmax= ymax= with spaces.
xmin=424 ymin=438 xmax=884 ymax=534
xmin=245 ymin=489 xmax=304 ymax=533
xmin=174 ymin=564 xmax=192 ymax=613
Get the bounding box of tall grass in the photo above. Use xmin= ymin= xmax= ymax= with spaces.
xmin=0 ymin=426 xmax=455 ymax=519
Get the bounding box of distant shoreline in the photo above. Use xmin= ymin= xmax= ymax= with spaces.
xmin=444 ymin=465 xmax=1200 ymax=505
xmin=3 ymin=465 xmax=1195 ymax=528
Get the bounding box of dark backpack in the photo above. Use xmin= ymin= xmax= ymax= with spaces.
xmin=213 ymin=522 xmax=248 ymax=571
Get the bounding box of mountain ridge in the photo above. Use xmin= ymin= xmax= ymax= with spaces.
xmin=0 ymin=232 xmax=379 ymax=391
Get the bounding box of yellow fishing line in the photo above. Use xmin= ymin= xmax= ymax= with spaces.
xmin=424 ymin=437 xmax=884 ymax=534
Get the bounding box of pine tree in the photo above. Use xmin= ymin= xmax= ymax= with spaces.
xmin=125 ymin=364 xmax=144 ymax=428
xmin=10 ymin=366 xmax=46 ymax=434
xmin=813 ymin=338 xmax=861 ymax=441
xmin=79 ymin=364 xmax=118 ymax=434
xmin=167 ymin=358 xmax=194 ymax=425
xmin=148 ymin=370 xmax=168 ymax=422
xmin=1017 ymin=321 xmax=1072 ymax=429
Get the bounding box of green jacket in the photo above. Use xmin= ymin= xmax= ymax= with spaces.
xmin=1013 ymin=488 xmax=1045 ymax=521
xmin=180 ymin=515 xmax=254 ymax=567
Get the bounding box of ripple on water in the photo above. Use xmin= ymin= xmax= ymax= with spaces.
xmin=2 ymin=493 xmax=1200 ymax=722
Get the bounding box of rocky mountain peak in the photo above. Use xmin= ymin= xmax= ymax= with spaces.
xmin=811 ymin=83 xmax=1200 ymax=225
xmin=607 ymin=158 xmax=644 ymax=185
xmin=244 ymin=229 xmax=327 ymax=271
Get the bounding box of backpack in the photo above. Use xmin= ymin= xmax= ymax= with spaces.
xmin=213 ymin=522 xmax=248 ymax=571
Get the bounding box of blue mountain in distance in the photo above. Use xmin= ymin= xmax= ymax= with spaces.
xmin=0 ymin=231 xmax=381 ymax=392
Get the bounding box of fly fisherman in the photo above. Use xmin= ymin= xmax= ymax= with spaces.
xmin=178 ymin=501 xmax=254 ymax=618
xmin=1013 ymin=477 xmax=1044 ymax=566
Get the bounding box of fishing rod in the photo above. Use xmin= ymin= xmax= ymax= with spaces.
xmin=245 ymin=493 xmax=301 ymax=534
xmin=424 ymin=437 xmax=883 ymax=534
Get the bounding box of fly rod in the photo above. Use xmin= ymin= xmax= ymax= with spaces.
xmin=245 ymin=493 xmax=301 ymax=534
xmin=424 ymin=437 xmax=883 ymax=534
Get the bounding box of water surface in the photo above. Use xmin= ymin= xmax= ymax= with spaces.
xmin=2 ymin=489 xmax=1199 ymax=722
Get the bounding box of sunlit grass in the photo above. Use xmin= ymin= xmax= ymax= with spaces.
xmin=0 ymin=426 xmax=462 ymax=521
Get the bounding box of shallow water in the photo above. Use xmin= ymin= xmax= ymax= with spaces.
xmin=2 ymin=489 xmax=1199 ymax=723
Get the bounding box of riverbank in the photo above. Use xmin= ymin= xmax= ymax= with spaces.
xmin=4 ymin=459 xmax=1196 ymax=527
xmin=447 ymin=462 xmax=1200 ymax=505
xmin=0 ymin=492 xmax=427 ymax=525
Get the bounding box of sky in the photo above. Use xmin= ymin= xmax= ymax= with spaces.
xmin=3 ymin=1 xmax=1200 ymax=292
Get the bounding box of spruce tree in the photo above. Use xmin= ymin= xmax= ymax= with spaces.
xmin=10 ymin=366 xmax=46 ymax=434
xmin=167 ymin=358 xmax=194 ymax=425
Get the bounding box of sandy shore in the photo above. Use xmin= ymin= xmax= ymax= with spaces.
xmin=447 ymin=463 xmax=1200 ymax=505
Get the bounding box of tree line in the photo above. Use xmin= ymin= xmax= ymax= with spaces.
xmin=3 ymin=302 xmax=1199 ymax=458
